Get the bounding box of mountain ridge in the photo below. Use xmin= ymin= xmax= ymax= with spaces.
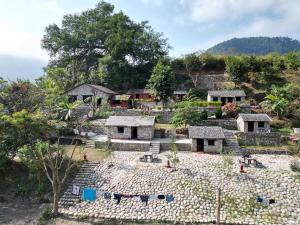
xmin=208 ymin=37 xmax=300 ymax=55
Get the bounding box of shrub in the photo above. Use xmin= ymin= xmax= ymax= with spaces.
xmin=215 ymin=107 xmax=223 ymax=119
xmin=290 ymin=160 xmax=300 ymax=172
xmin=95 ymin=102 xmax=115 ymax=119
xmin=200 ymin=110 xmax=208 ymax=120
xmin=222 ymin=103 xmax=239 ymax=118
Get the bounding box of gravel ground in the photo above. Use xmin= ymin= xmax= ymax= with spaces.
xmin=60 ymin=152 xmax=300 ymax=225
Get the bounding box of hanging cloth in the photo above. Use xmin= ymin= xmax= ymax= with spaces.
xmin=114 ymin=194 xmax=123 ymax=204
xmin=82 ymin=188 xmax=96 ymax=202
xmin=104 ymin=192 xmax=111 ymax=200
xmin=140 ymin=195 xmax=149 ymax=205
xmin=166 ymin=194 xmax=174 ymax=203
xmin=72 ymin=185 xmax=80 ymax=196
xmin=157 ymin=195 xmax=165 ymax=200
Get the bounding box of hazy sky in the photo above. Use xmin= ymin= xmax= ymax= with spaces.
xmin=0 ymin=0 xmax=300 ymax=61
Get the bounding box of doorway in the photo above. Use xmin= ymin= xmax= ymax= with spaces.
xmin=196 ymin=139 xmax=204 ymax=151
xmin=97 ymin=98 xmax=102 ymax=106
xmin=248 ymin=121 xmax=254 ymax=132
xmin=221 ymin=97 xmax=226 ymax=106
xmin=227 ymin=97 xmax=233 ymax=103
xmin=131 ymin=127 xmax=138 ymax=139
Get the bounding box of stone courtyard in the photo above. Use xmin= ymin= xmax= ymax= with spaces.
xmin=60 ymin=152 xmax=300 ymax=225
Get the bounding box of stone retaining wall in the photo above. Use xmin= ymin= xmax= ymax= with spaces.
xmin=242 ymin=148 xmax=290 ymax=155
xmin=160 ymin=142 xmax=191 ymax=152
xmin=237 ymin=132 xmax=281 ymax=146
xmin=196 ymin=119 xmax=237 ymax=130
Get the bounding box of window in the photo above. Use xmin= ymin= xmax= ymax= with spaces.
xmin=208 ymin=140 xmax=215 ymax=146
xmin=117 ymin=127 xmax=124 ymax=133
xmin=258 ymin=122 xmax=265 ymax=128
xmin=236 ymin=96 xmax=241 ymax=101
xmin=213 ymin=97 xmax=219 ymax=102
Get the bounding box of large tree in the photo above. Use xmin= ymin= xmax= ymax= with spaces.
xmin=42 ymin=1 xmax=169 ymax=91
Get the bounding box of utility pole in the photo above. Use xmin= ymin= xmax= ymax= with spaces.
xmin=216 ymin=188 xmax=221 ymax=225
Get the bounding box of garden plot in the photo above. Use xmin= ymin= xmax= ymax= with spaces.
xmin=60 ymin=152 xmax=300 ymax=225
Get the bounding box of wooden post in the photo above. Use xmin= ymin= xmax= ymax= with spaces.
xmin=216 ymin=188 xmax=221 ymax=225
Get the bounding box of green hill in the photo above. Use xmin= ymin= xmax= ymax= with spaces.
xmin=208 ymin=37 xmax=300 ymax=55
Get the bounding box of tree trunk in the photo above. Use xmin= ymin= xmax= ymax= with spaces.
xmin=53 ymin=190 xmax=59 ymax=214
xmin=52 ymin=172 xmax=61 ymax=215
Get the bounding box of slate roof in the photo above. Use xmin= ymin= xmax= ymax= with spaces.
xmin=127 ymin=89 xmax=152 ymax=94
xmin=63 ymin=83 xmax=116 ymax=95
xmin=105 ymin=116 xmax=156 ymax=127
xmin=188 ymin=126 xmax=225 ymax=139
xmin=208 ymin=90 xmax=246 ymax=97
xmin=174 ymin=91 xmax=187 ymax=95
xmin=238 ymin=114 xmax=272 ymax=122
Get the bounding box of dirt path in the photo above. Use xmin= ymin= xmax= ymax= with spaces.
xmin=0 ymin=198 xmax=48 ymax=225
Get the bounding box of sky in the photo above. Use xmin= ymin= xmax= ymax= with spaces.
xmin=0 ymin=0 xmax=300 ymax=61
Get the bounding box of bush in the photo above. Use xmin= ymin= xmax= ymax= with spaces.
xmin=222 ymin=103 xmax=239 ymax=118
xmin=95 ymin=102 xmax=115 ymax=119
xmin=290 ymin=160 xmax=300 ymax=172
xmin=215 ymin=107 xmax=223 ymax=119
xmin=200 ymin=110 xmax=208 ymax=120
xmin=57 ymin=126 xmax=74 ymax=136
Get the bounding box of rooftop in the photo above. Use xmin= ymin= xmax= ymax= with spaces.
xmin=64 ymin=83 xmax=116 ymax=95
xmin=208 ymin=90 xmax=246 ymax=97
xmin=188 ymin=126 xmax=225 ymax=139
xmin=127 ymin=89 xmax=152 ymax=94
xmin=105 ymin=116 xmax=156 ymax=127
xmin=174 ymin=91 xmax=187 ymax=95
xmin=238 ymin=114 xmax=272 ymax=122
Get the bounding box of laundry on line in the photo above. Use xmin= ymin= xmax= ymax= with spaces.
xmin=81 ymin=188 xmax=174 ymax=204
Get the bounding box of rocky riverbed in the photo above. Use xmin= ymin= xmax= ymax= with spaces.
xmin=60 ymin=152 xmax=300 ymax=225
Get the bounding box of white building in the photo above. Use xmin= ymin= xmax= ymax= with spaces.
xmin=237 ymin=114 xmax=272 ymax=133
xmin=207 ymin=90 xmax=246 ymax=105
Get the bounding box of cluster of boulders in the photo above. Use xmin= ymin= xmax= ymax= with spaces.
xmin=60 ymin=152 xmax=300 ymax=225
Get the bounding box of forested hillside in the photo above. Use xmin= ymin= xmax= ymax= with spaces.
xmin=208 ymin=37 xmax=300 ymax=55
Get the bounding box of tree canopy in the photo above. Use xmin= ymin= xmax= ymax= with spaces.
xmin=41 ymin=1 xmax=169 ymax=91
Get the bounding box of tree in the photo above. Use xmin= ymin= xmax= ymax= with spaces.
xmin=183 ymin=53 xmax=202 ymax=87
xmin=171 ymin=105 xmax=202 ymax=128
xmin=20 ymin=140 xmax=80 ymax=214
xmin=147 ymin=60 xmax=175 ymax=109
xmin=0 ymin=80 xmax=44 ymax=113
xmin=263 ymin=94 xmax=288 ymax=119
xmin=0 ymin=110 xmax=48 ymax=159
xmin=225 ymin=56 xmax=247 ymax=85
xmin=42 ymin=1 xmax=168 ymax=91
xmin=284 ymin=51 xmax=300 ymax=70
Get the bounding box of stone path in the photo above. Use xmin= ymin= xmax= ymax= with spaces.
xmin=60 ymin=152 xmax=300 ymax=225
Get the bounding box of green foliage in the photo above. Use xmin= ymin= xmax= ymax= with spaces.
xmin=284 ymin=51 xmax=300 ymax=70
xmin=184 ymin=88 xmax=207 ymax=101
xmin=215 ymin=107 xmax=223 ymax=119
xmin=0 ymin=79 xmax=44 ymax=113
xmin=175 ymin=100 xmax=222 ymax=109
xmin=200 ymin=110 xmax=208 ymax=120
xmin=208 ymin=37 xmax=300 ymax=55
xmin=42 ymin=1 xmax=168 ymax=91
xmin=290 ymin=160 xmax=300 ymax=172
xmin=147 ymin=60 xmax=175 ymax=107
xmin=168 ymin=136 xmax=179 ymax=168
xmin=95 ymin=102 xmax=115 ymax=119
xmin=170 ymin=105 xmax=202 ymax=128
xmin=0 ymin=110 xmax=49 ymax=159
xmin=225 ymin=56 xmax=248 ymax=84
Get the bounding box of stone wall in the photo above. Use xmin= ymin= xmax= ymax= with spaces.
xmin=137 ymin=127 xmax=155 ymax=140
xmin=237 ymin=132 xmax=281 ymax=146
xmin=191 ymin=138 xmax=223 ymax=153
xmin=95 ymin=141 xmax=150 ymax=151
xmin=195 ymin=119 xmax=237 ymax=130
xmin=160 ymin=142 xmax=191 ymax=152
xmin=197 ymin=74 xmax=225 ymax=90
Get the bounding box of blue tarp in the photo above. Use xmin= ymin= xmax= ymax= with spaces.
xmin=82 ymin=188 xmax=96 ymax=202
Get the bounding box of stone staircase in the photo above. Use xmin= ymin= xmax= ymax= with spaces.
xmin=149 ymin=142 xmax=160 ymax=154
xmin=223 ymin=130 xmax=243 ymax=155
xmin=85 ymin=139 xmax=96 ymax=149
xmin=59 ymin=162 xmax=98 ymax=208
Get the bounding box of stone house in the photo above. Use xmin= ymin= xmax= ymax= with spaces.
xmin=174 ymin=91 xmax=187 ymax=101
xmin=127 ymin=89 xmax=155 ymax=101
xmin=64 ymin=84 xmax=116 ymax=106
xmin=207 ymin=90 xmax=246 ymax=105
xmin=189 ymin=126 xmax=225 ymax=153
xmin=237 ymin=114 xmax=272 ymax=133
xmin=105 ymin=116 xmax=155 ymax=140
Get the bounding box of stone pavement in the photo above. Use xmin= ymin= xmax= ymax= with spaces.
xmin=59 ymin=152 xmax=300 ymax=225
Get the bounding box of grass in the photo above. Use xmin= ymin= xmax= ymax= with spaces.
xmin=65 ymin=145 xmax=111 ymax=162
xmin=155 ymin=123 xmax=174 ymax=130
